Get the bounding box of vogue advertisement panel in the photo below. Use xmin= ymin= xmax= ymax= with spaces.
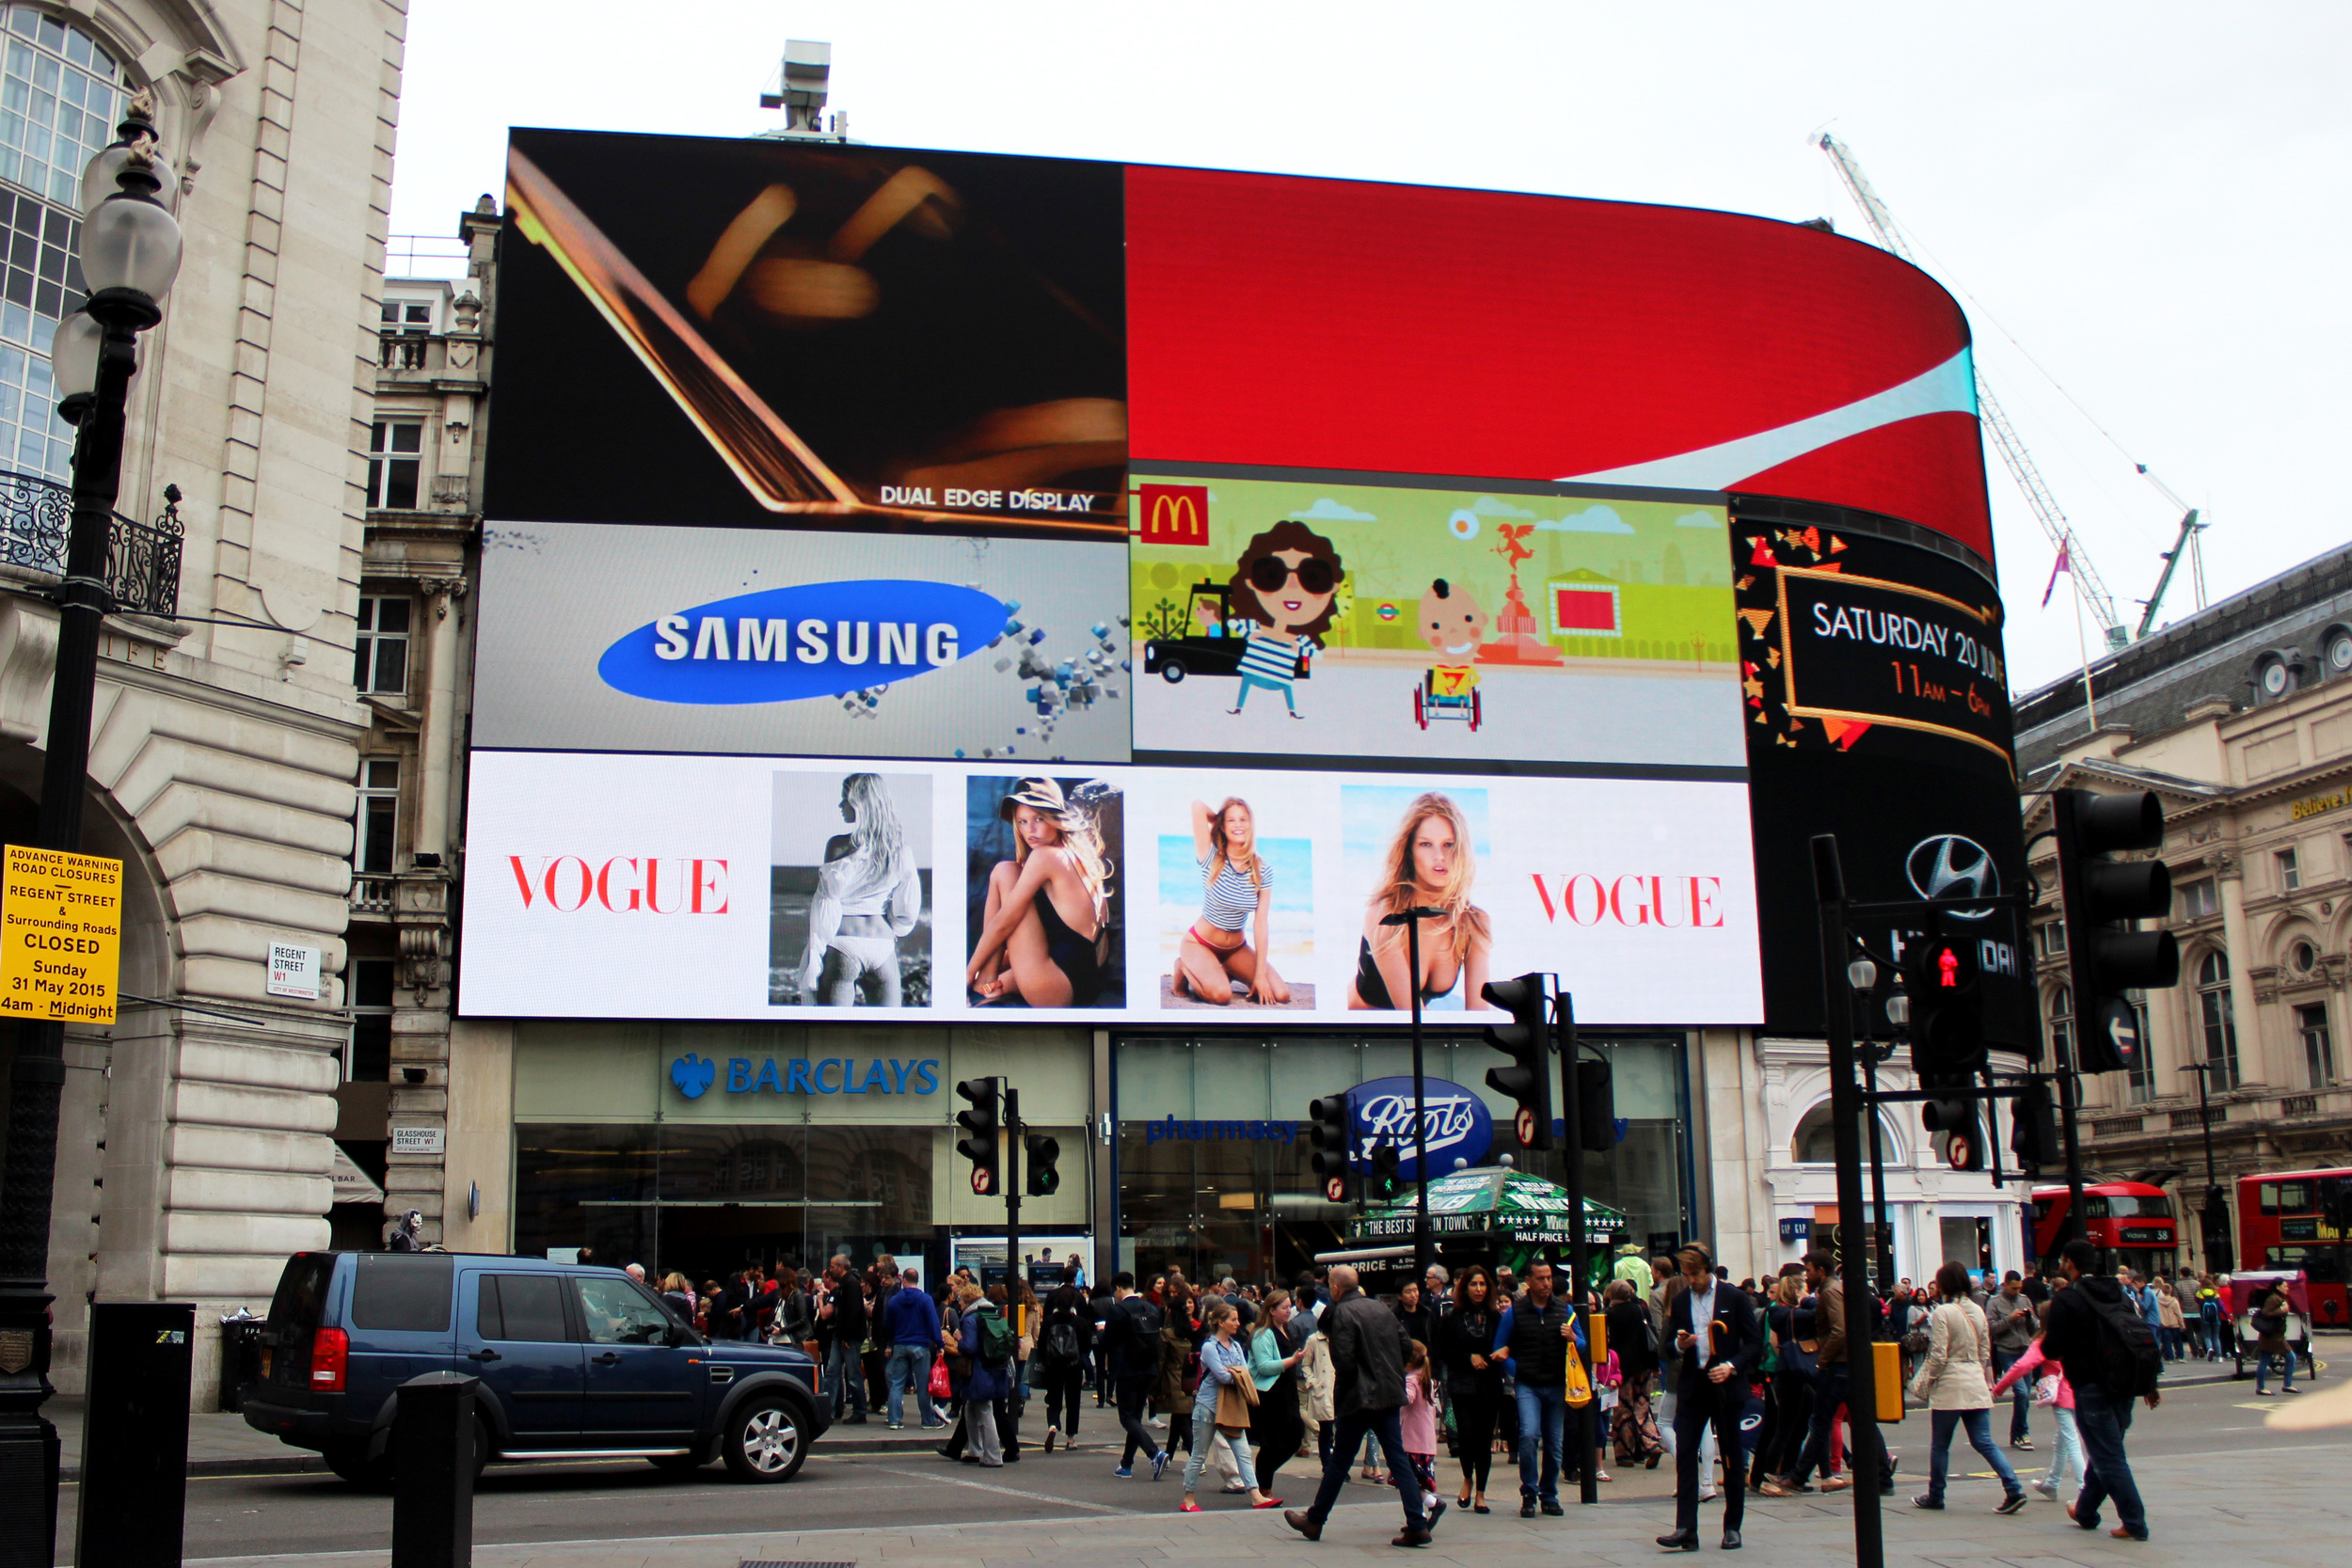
xmin=458 ymin=751 xmax=1764 ymax=1027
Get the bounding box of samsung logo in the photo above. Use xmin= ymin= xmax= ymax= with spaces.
xmin=598 ymin=578 xmax=1008 ymax=706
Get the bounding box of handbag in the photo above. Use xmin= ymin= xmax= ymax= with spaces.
xmin=928 ymin=1353 xmax=953 ymax=1401
xmin=2031 ymin=1372 xmax=2060 ymax=1408
xmin=1563 ymin=1341 xmax=1594 ymax=1409
xmin=1214 ymin=1364 xmax=1260 ymax=1431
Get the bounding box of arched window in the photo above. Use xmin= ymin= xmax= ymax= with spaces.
xmin=2197 ymin=950 xmax=2240 ymax=1090
xmin=1791 ymin=1101 xmax=1902 ymax=1165
xmin=2047 ymin=985 xmax=2074 ymax=1067
xmin=0 ymin=6 xmax=130 ymax=483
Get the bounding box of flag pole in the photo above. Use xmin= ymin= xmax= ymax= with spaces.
xmin=2066 ymin=532 xmax=2101 ymax=731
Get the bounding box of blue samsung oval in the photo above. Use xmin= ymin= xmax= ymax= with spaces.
xmin=597 ymin=579 xmax=1008 ymax=705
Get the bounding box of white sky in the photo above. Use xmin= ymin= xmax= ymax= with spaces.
xmin=386 ymin=1 xmax=2351 ymax=695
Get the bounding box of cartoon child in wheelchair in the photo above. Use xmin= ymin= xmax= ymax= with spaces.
xmin=1413 ymin=577 xmax=1487 ymax=732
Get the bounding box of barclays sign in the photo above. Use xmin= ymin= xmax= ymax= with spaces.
xmin=1348 ymin=1076 xmax=1494 ymax=1182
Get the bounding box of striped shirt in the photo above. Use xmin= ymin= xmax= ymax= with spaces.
xmin=1200 ymin=853 xmax=1267 ymax=931
xmin=1235 ymin=628 xmax=1302 ymax=685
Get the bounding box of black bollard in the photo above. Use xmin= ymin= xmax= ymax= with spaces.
xmin=74 ymin=1301 xmax=194 ymax=1568
xmin=389 ymin=1371 xmax=476 ymax=1568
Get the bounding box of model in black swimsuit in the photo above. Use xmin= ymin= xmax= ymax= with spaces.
xmin=1354 ymin=936 xmax=1439 ymax=1010
xmin=1037 ymin=893 xmax=1105 ymax=1004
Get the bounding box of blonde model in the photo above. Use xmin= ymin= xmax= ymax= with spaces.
xmin=1173 ymin=797 xmax=1290 ymax=1006
xmin=1346 ymin=791 xmax=1492 ymax=1010
xmin=968 ymin=777 xmax=1114 ymax=1007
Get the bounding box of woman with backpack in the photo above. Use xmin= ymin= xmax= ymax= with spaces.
xmin=1907 ymin=1260 xmax=2028 ymax=1515
xmin=1038 ymin=1282 xmax=1093 ymax=1451
xmin=1601 ymin=1276 xmax=1665 ymax=1472
xmin=960 ymin=1283 xmax=1014 ymax=1467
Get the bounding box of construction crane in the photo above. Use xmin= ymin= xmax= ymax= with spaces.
xmin=2132 ymin=466 xmax=2206 ymax=640
xmin=1817 ymin=134 xmax=2131 ymax=650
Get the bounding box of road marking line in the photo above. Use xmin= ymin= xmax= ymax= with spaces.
xmin=864 ymin=1463 xmax=1143 ymax=1514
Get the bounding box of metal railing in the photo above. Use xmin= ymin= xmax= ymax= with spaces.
xmin=0 ymin=468 xmax=183 ymax=620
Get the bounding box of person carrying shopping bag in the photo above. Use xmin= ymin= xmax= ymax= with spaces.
xmin=1989 ymin=1310 xmax=2084 ymax=1504
xmin=1179 ymin=1302 xmax=1282 ymax=1511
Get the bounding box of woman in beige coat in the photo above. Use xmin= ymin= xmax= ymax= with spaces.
xmin=1908 ymin=1260 xmax=2028 ymax=1513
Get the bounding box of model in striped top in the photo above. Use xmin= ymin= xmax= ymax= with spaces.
xmin=1174 ymin=798 xmax=1291 ymax=1006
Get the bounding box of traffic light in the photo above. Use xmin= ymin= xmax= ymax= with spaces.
xmin=2054 ymin=789 xmax=2181 ymax=1074
xmin=1576 ymin=1059 xmax=1616 ymax=1152
xmin=1921 ymin=1079 xmax=1983 ymax=1170
xmin=2010 ymin=1079 xmax=2059 ymax=1170
xmin=1905 ymin=929 xmax=1984 ymax=1075
xmin=1369 ymin=1141 xmax=1403 ymax=1202
xmin=1025 ymin=1132 xmax=1060 ymax=1196
xmin=1309 ymin=1094 xmax=1354 ymax=1203
xmin=955 ymin=1077 xmax=1001 ymax=1196
xmin=1482 ymin=973 xmax=1552 ymax=1149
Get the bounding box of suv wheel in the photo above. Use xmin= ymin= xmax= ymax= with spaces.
xmin=325 ymin=1442 xmax=390 ymax=1489
xmin=721 ymin=1396 xmax=806 ymax=1482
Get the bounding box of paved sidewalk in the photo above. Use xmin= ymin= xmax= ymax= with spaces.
xmin=182 ymin=1434 xmax=2351 ymax=1568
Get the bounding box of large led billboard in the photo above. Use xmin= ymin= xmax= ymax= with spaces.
xmin=465 ymin=127 xmax=2017 ymax=1034
xmin=459 ymin=752 xmax=1762 ymax=1025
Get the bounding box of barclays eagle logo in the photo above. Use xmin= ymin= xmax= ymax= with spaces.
xmin=670 ymin=1053 xmax=718 ymax=1100
xmin=1906 ymin=833 xmax=1995 ymax=919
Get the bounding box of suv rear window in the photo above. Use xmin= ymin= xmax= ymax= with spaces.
xmin=268 ymin=1253 xmax=334 ymax=1336
xmin=351 ymin=1252 xmax=453 ymax=1332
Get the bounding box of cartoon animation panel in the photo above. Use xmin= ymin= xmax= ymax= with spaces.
xmin=1129 ymin=473 xmax=1747 ymax=769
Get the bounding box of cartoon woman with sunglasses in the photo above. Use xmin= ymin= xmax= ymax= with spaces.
xmin=1201 ymin=521 xmax=1345 ymax=719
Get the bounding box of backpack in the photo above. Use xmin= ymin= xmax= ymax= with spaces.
xmin=2087 ymin=1286 xmax=2163 ymax=1400
xmin=976 ymin=1307 xmax=1016 ymax=1368
xmin=1042 ymin=1313 xmax=1083 ymax=1366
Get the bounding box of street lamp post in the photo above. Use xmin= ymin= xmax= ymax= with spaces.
xmin=0 ymin=94 xmax=181 ymax=1563
xmin=1378 ymin=906 xmax=1446 ymax=1280
xmin=2182 ymin=1060 xmax=2230 ymax=1271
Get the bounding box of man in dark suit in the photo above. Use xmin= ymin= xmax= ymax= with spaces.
xmin=1657 ymin=1243 xmax=1759 ymax=1552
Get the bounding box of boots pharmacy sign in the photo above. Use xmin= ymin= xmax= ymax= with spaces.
xmin=0 ymin=845 xmax=120 ymax=1023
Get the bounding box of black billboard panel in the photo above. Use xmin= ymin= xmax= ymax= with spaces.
xmin=1733 ymin=510 xmax=2033 ymax=1051
xmin=487 ymin=129 xmax=1127 ymax=534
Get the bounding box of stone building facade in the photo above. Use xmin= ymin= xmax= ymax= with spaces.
xmin=342 ymin=206 xmax=493 ymax=1251
xmin=0 ymin=0 xmax=408 ymax=1401
xmin=2018 ymin=541 xmax=2352 ymax=1276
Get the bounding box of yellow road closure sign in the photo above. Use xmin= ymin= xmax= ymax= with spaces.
xmin=0 ymin=844 xmax=120 ymax=1023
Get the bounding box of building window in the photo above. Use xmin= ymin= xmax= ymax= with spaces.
xmin=348 ymin=957 xmax=394 ymax=1081
xmin=2176 ymin=877 xmax=2219 ymax=920
xmin=367 ymin=420 xmax=422 ymax=510
xmin=356 ymin=758 xmax=398 ymax=875
xmin=2040 ymin=921 xmax=2068 ymax=958
xmin=2125 ymin=994 xmax=2156 ymax=1103
xmin=2196 ymin=950 xmax=2240 ymax=1090
xmin=2299 ymin=1002 xmax=2335 ymax=1089
xmin=2047 ymin=984 xmax=2074 ymax=1068
xmin=2293 ymin=939 xmax=2320 ymax=974
xmin=354 ymin=595 xmax=410 ymax=695
xmin=2278 ymin=847 xmax=2301 ymax=893
xmin=380 ymin=298 xmax=433 ymax=333
xmin=0 ymin=8 xmax=126 ymax=206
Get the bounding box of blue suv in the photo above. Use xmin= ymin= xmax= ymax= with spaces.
xmin=241 ymin=1250 xmax=827 ymax=1483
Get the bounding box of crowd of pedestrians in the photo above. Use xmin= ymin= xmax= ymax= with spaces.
xmin=616 ymin=1237 xmax=2184 ymax=1547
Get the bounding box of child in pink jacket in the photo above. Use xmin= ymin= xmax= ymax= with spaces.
xmin=1990 ymin=1328 xmax=2082 ymax=1503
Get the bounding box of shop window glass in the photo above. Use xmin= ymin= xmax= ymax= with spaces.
xmin=1117 ymin=1037 xmax=1195 ymax=1119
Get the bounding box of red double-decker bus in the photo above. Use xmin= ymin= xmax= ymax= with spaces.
xmin=2236 ymin=1169 xmax=2351 ymax=1327
xmin=2030 ymin=1182 xmax=2179 ymax=1278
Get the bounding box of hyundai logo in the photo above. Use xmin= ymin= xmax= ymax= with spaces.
xmin=1906 ymin=833 xmax=1996 ymax=918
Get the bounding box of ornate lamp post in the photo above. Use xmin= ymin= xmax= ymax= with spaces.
xmin=0 ymin=92 xmax=181 ymax=1563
